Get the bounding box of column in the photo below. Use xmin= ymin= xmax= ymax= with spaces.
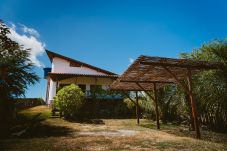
xmin=48 ymin=79 xmax=56 ymax=105
xmin=86 ymin=84 xmax=90 ymax=96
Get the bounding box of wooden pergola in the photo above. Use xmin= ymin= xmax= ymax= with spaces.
xmin=111 ymin=55 xmax=222 ymax=139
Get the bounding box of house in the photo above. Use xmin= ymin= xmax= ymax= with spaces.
xmin=44 ymin=50 xmax=119 ymax=104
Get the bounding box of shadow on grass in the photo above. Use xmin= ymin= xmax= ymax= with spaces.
xmin=20 ymin=123 xmax=75 ymax=138
xmin=140 ymin=122 xmax=227 ymax=143
xmin=10 ymin=113 xmax=75 ymax=138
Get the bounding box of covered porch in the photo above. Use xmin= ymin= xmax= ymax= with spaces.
xmin=46 ymin=73 xmax=119 ymax=104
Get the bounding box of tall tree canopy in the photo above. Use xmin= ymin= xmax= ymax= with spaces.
xmin=181 ymin=40 xmax=227 ymax=132
xmin=0 ymin=20 xmax=39 ymax=137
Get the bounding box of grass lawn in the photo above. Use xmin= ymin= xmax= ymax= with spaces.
xmin=0 ymin=105 xmax=226 ymax=151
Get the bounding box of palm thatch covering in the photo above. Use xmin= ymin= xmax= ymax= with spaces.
xmin=111 ymin=55 xmax=222 ymax=91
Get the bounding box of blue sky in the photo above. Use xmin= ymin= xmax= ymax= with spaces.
xmin=1 ymin=0 xmax=227 ymax=98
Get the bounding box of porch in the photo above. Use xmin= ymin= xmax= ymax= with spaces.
xmin=45 ymin=73 xmax=119 ymax=104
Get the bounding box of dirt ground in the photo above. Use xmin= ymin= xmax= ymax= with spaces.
xmin=0 ymin=106 xmax=226 ymax=151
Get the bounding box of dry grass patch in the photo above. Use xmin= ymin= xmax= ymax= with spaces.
xmin=0 ymin=106 xmax=226 ymax=151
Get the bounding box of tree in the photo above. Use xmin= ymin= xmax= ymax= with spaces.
xmin=0 ymin=20 xmax=39 ymax=137
xmin=54 ymin=84 xmax=85 ymax=119
xmin=180 ymin=40 xmax=227 ymax=132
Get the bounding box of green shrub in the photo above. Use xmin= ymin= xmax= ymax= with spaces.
xmin=54 ymin=84 xmax=85 ymax=118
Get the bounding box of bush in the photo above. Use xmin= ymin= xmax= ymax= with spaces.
xmin=77 ymin=98 xmax=135 ymax=119
xmin=54 ymin=84 xmax=85 ymax=118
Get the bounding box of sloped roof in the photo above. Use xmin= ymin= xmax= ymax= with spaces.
xmin=111 ymin=55 xmax=223 ymax=91
xmin=46 ymin=50 xmax=117 ymax=75
xmin=48 ymin=73 xmax=119 ymax=81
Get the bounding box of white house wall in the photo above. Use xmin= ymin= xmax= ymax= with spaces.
xmin=52 ymin=57 xmax=107 ymax=75
xmin=48 ymin=79 xmax=56 ymax=104
xmin=47 ymin=57 xmax=115 ymax=104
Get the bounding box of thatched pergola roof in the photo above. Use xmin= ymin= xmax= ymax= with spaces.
xmin=111 ymin=55 xmax=222 ymax=91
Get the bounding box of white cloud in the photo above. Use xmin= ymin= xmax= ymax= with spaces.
xmin=128 ymin=58 xmax=134 ymax=66
xmin=129 ymin=58 xmax=134 ymax=64
xmin=19 ymin=23 xmax=40 ymax=38
xmin=7 ymin=23 xmax=45 ymax=67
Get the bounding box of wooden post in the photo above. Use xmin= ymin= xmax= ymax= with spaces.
xmin=187 ymin=69 xmax=201 ymax=139
xmin=136 ymin=91 xmax=140 ymax=125
xmin=135 ymin=82 xmax=160 ymax=129
xmin=153 ymin=83 xmax=160 ymax=129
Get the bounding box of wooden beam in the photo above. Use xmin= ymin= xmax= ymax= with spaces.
xmin=187 ymin=69 xmax=201 ymax=139
xmin=136 ymin=82 xmax=155 ymax=100
xmin=153 ymin=82 xmax=160 ymax=129
xmin=136 ymin=91 xmax=140 ymax=125
xmin=138 ymin=91 xmax=147 ymax=99
xmin=123 ymin=92 xmax=136 ymax=106
xmin=120 ymin=80 xmax=174 ymax=84
xmin=163 ymin=66 xmax=190 ymax=94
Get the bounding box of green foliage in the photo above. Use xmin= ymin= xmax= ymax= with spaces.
xmin=113 ymin=98 xmax=136 ymax=117
xmin=0 ymin=20 xmax=39 ymax=137
xmin=54 ymin=84 xmax=85 ymax=118
xmin=89 ymin=86 xmax=124 ymax=99
xmin=79 ymin=98 xmax=135 ymax=119
xmin=139 ymin=93 xmax=155 ymax=119
xmin=90 ymin=86 xmax=106 ymax=98
xmin=123 ymin=98 xmax=135 ymax=109
xmin=0 ymin=20 xmax=39 ymax=98
xmin=157 ymin=85 xmax=186 ymax=123
xmin=180 ymin=40 xmax=227 ymax=131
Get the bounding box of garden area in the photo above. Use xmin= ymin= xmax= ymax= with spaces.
xmin=0 ymin=105 xmax=226 ymax=151
xmin=1 ymin=18 xmax=227 ymax=151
